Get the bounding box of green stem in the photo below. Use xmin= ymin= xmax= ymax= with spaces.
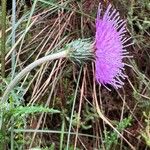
xmin=10 ymin=0 xmax=16 ymax=149
xmin=2 ymin=50 xmax=68 ymax=103
xmin=1 ymin=0 xmax=7 ymax=78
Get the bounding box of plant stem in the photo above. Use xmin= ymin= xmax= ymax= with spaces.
xmin=1 ymin=0 xmax=7 ymax=78
xmin=10 ymin=0 xmax=16 ymax=149
xmin=2 ymin=50 xmax=68 ymax=103
xmin=11 ymin=0 xmax=16 ymax=79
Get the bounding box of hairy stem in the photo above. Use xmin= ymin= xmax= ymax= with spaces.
xmin=2 ymin=50 xmax=68 ymax=103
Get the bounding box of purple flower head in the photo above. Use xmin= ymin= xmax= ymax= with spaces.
xmin=95 ymin=4 xmax=132 ymax=89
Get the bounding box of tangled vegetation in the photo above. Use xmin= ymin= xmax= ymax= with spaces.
xmin=0 ymin=0 xmax=150 ymax=149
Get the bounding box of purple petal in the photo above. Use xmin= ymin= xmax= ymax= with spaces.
xmin=95 ymin=4 xmax=132 ymax=89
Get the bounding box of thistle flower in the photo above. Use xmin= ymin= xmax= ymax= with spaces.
xmin=95 ymin=4 xmax=132 ymax=89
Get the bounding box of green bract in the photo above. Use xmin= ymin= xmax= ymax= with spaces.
xmin=65 ymin=39 xmax=94 ymax=65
